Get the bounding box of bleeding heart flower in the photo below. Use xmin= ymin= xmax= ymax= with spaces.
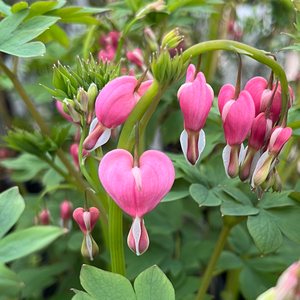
xmin=98 ymin=46 xmax=116 ymax=63
xmin=218 ymin=84 xmax=255 ymax=178
xmin=178 ymin=64 xmax=213 ymax=165
xmin=127 ymin=49 xmax=144 ymax=67
xmin=98 ymin=149 xmax=175 ymax=255
xmin=40 ymin=209 xmax=50 ymax=225
xmin=73 ymin=207 xmax=99 ymax=235
xmin=83 ymin=77 xmax=153 ymax=151
xmin=60 ymin=200 xmax=73 ymax=230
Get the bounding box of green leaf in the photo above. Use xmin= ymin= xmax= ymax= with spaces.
xmin=162 ymin=179 xmax=190 ymax=202
xmin=25 ymin=1 xmax=59 ymax=19
xmin=80 ymin=265 xmax=136 ymax=300
xmin=0 ymin=226 xmax=65 ymax=263
xmin=72 ymin=290 xmax=94 ymax=300
xmin=60 ymin=16 xmax=99 ymax=24
xmin=190 ymin=184 xmax=222 ymax=206
xmin=0 ymin=264 xmax=24 ymax=297
xmin=216 ymin=251 xmax=243 ymax=270
xmin=267 ymin=207 xmax=300 ymax=245
xmin=48 ymin=24 xmax=69 ymax=47
xmin=220 ymin=202 xmax=259 ymax=216
xmin=247 ymin=211 xmax=282 ymax=255
xmin=258 ymin=191 xmax=296 ymax=208
xmin=220 ymin=185 xmax=252 ymax=205
xmin=134 ymin=265 xmax=175 ymax=300
xmin=11 ymin=2 xmax=28 ymax=13
xmin=0 ymin=0 xmax=11 ymax=15
xmin=0 ymin=187 xmax=25 ymax=239
xmin=1 ymin=41 xmax=46 ymax=57
xmin=247 ymin=256 xmax=286 ymax=273
xmin=161 ymin=110 xmax=184 ymax=145
xmin=0 ymin=9 xmax=29 ymax=44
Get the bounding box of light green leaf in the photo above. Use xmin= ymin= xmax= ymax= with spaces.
xmin=25 ymin=1 xmax=59 ymax=19
xmin=0 ymin=187 xmax=25 ymax=239
xmin=0 ymin=9 xmax=29 ymax=44
xmin=11 ymin=2 xmax=28 ymax=13
xmin=134 ymin=265 xmax=175 ymax=300
xmin=190 ymin=184 xmax=221 ymax=206
xmin=0 ymin=264 xmax=24 ymax=297
xmin=48 ymin=24 xmax=69 ymax=47
xmin=247 ymin=211 xmax=282 ymax=255
xmin=220 ymin=202 xmax=259 ymax=216
xmin=1 ymin=41 xmax=46 ymax=57
xmin=72 ymin=290 xmax=94 ymax=300
xmin=80 ymin=265 xmax=136 ymax=300
xmin=0 ymin=226 xmax=65 ymax=263
xmin=60 ymin=16 xmax=99 ymax=24
xmin=0 ymin=0 xmax=11 ymax=15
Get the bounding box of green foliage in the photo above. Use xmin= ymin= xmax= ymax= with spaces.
xmin=74 ymin=265 xmax=175 ymax=300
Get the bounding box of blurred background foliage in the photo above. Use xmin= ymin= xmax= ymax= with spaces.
xmin=1 ymin=0 xmax=300 ymax=299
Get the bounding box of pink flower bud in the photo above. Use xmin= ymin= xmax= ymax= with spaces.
xmin=70 ymin=143 xmax=88 ymax=167
xmin=99 ymin=149 xmax=175 ymax=255
xmin=73 ymin=207 xmax=99 ymax=234
xmin=178 ymin=64 xmax=213 ymax=165
xmin=83 ymin=77 xmax=153 ymax=151
xmin=127 ymin=49 xmax=144 ymax=67
xmin=99 ymin=31 xmax=120 ymax=50
xmin=245 ymin=77 xmax=293 ymax=123
xmin=40 ymin=209 xmax=50 ymax=225
xmin=268 ymin=126 xmax=292 ymax=156
xmin=61 ymin=200 xmax=73 ymax=221
xmin=98 ymin=46 xmax=116 ymax=63
xmin=55 ymin=100 xmax=73 ymax=122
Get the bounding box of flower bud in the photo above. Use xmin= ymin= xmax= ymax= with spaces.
xmin=63 ymin=99 xmax=81 ymax=123
xmin=73 ymin=207 xmax=100 ymax=234
xmin=61 ymin=200 xmax=73 ymax=220
xmin=81 ymin=233 xmax=99 ymax=261
xmin=77 ymin=88 xmax=88 ymax=113
xmin=87 ymin=83 xmax=99 ymax=125
xmin=98 ymin=46 xmax=116 ymax=63
xmin=127 ymin=49 xmax=144 ymax=67
xmin=40 ymin=209 xmax=50 ymax=225
xmin=70 ymin=143 xmax=88 ymax=168
xmin=161 ymin=28 xmax=184 ymax=50
xmin=56 ymin=100 xmax=73 ymax=122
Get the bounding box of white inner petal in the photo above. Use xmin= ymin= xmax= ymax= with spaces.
xmin=132 ymin=217 xmax=141 ymax=256
xmin=222 ymin=144 xmax=231 ymax=178
xmin=251 ymin=150 xmax=269 ymax=188
xmin=87 ymin=128 xmax=111 ymax=152
xmin=85 ymin=234 xmax=94 ymax=261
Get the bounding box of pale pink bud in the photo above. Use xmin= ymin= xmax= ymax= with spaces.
xmin=73 ymin=207 xmax=99 ymax=234
xmin=61 ymin=200 xmax=73 ymax=221
xmin=178 ymin=65 xmax=213 ymax=165
xmin=70 ymin=143 xmax=88 ymax=167
xmin=40 ymin=209 xmax=50 ymax=225
xmin=83 ymin=77 xmax=153 ymax=151
xmin=127 ymin=49 xmax=144 ymax=67
xmin=99 ymin=149 xmax=175 ymax=255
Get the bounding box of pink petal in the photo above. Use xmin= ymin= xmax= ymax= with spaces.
xmin=218 ymin=84 xmax=235 ymax=116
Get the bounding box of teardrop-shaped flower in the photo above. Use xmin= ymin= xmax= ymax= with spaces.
xmin=73 ymin=207 xmax=99 ymax=235
xmin=178 ymin=64 xmax=213 ymax=165
xmin=98 ymin=149 xmax=175 ymax=255
xmin=83 ymin=77 xmax=153 ymax=151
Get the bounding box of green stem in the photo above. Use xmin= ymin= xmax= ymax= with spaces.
xmin=13 ymin=56 xmax=18 ymax=74
xmin=195 ymin=216 xmax=246 ymax=300
xmin=182 ymin=40 xmax=289 ymax=124
xmin=83 ymin=25 xmax=97 ymax=61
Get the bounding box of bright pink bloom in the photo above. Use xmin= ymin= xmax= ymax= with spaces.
xmin=73 ymin=207 xmax=99 ymax=235
xmin=178 ymin=64 xmax=213 ymax=165
xmin=218 ymin=84 xmax=255 ymax=178
xmin=55 ymin=100 xmax=73 ymax=122
xmin=99 ymin=149 xmax=175 ymax=255
xmin=40 ymin=209 xmax=50 ymax=225
xmin=245 ymin=77 xmax=293 ymax=123
xmin=127 ymin=49 xmax=144 ymax=67
xmin=98 ymin=46 xmax=116 ymax=63
xmin=70 ymin=143 xmax=88 ymax=167
xmin=83 ymin=77 xmax=153 ymax=151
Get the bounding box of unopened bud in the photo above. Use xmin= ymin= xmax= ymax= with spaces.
xmin=63 ymin=99 xmax=81 ymax=123
xmin=77 ymin=88 xmax=88 ymax=112
xmin=81 ymin=233 xmax=99 ymax=261
xmin=87 ymin=83 xmax=98 ymax=125
xmin=161 ymin=28 xmax=184 ymax=50
xmin=40 ymin=209 xmax=50 ymax=225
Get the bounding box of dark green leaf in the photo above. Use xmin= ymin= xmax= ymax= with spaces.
xmin=220 ymin=202 xmax=259 ymax=216
xmin=247 ymin=211 xmax=282 ymax=255
xmin=162 ymin=179 xmax=190 ymax=202
xmin=190 ymin=184 xmax=221 ymax=206
xmin=216 ymin=251 xmax=243 ymax=270
xmin=0 ymin=264 xmax=23 ymax=297
xmin=0 ymin=187 xmax=25 ymax=239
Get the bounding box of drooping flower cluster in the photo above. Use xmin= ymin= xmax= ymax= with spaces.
xmin=98 ymin=31 xmax=120 ymax=63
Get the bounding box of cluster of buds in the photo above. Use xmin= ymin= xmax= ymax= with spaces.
xmin=98 ymin=123 xmax=175 ymax=255
xmin=73 ymin=204 xmax=100 ymax=261
xmin=83 ymin=71 xmax=153 ymax=151
xmin=98 ymin=31 xmax=120 ymax=63
xmin=257 ymin=260 xmax=300 ymax=300
xmin=217 ymin=55 xmax=293 ymax=199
